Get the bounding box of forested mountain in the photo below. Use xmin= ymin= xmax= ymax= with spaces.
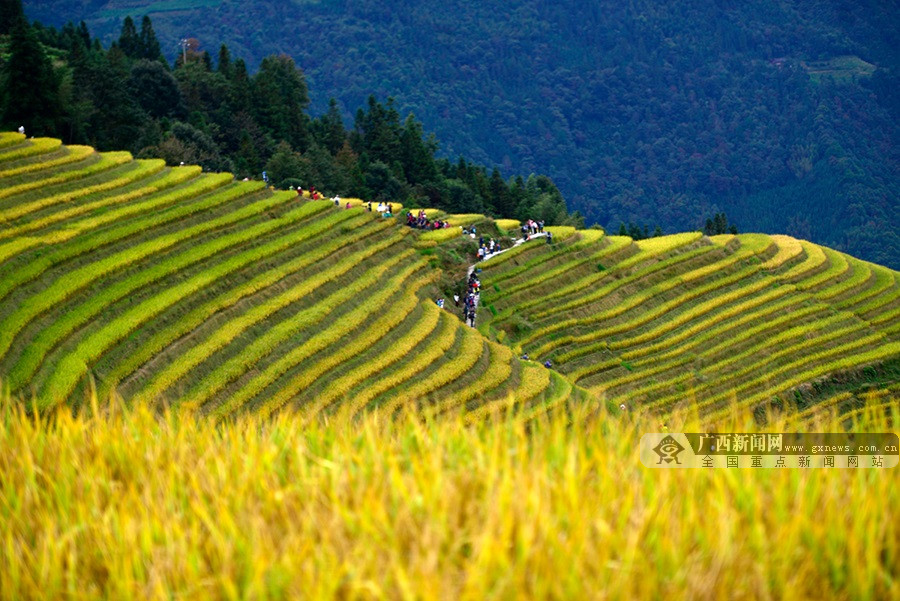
xmin=17 ymin=0 xmax=900 ymax=267
xmin=1 ymin=2 xmax=581 ymax=226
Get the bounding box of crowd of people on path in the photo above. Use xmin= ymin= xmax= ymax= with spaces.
xmin=289 ymin=185 xmax=324 ymax=200
xmin=461 ymin=271 xmax=481 ymax=327
xmin=476 ymin=235 xmax=503 ymax=261
xmin=406 ymin=209 xmax=449 ymax=229
xmin=521 ymin=219 xmax=544 ymax=238
xmin=436 ymin=273 xmax=481 ymax=328
xmin=366 ymin=201 xmax=393 ymax=217
xmin=436 ymin=270 xmax=479 ymax=328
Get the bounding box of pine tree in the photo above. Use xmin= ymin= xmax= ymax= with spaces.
xmin=77 ymin=21 xmax=91 ymax=48
xmin=252 ymin=54 xmax=310 ymax=150
xmin=316 ymin=98 xmax=345 ymax=155
xmin=489 ymin=168 xmax=513 ymax=217
xmin=118 ymin=16 xmax=141 ymax=59
xmin=139 ymin=16 xmax=161 ymax=61
xmin=63 ymin=36 xmax=96 ymax=143
xmin=229 ymin=59 xmax=253 ymax=113
xmin=217 ymin=44 xmax=232 ymax=78
xmin=714 ymin=213 xmax=728 ymax=235
xmin=128 ymin=59 xmax=185 ymax=119
xmin=0 ymin=0 xmax=25 ymax=35
xmin=354 ymin=96 xmax=402 ymax=166
xmin=399 ymin=113 xmax=437 ymax=184
xmin=1 ymin=19 xmax=61 ymax=135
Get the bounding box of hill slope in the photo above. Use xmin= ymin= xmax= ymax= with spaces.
xmin=0 ymin=133 xmax=897 ymax=419
xmin=21 ymin=0 xmax=900 ymax=268
xmin=0 ymin=132 xmax=568 ymax=419
xmin=477 ymin=227 xmax=900 ymax=420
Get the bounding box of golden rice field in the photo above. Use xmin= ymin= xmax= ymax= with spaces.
xmin=0 ymin=392 xmax=897 ymax=601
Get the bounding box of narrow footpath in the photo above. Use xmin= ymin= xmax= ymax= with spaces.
xmin=463 ymin=232 xmax=549 ymax=328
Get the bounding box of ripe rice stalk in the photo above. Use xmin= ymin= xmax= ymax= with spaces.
xmin=485 ymin=237 xmax=629 ymax=304
xmin=795 ymin=248 xmax=850 ymax=291
xmin=0 ymin=151 xmax=136 ymax=205
xmin=0 ymin=187 xmax=293 ymax=365
xmin=835 ymin=266 xmax=894 ymax=310
xmin=372 ymin=324 xmax=486 ymax=421
xmin=779 ymin=240 xmax=827 ymax=282
xmin=7 ymin=200 xmax=333 ymax=391
xmin=703 ymin=341 xmax=899 ymax=421
xmin=193 ymin=259 xmax=427 ymax=414
xmin=292 ymin=300 xmax=444 ymax=422
xmin=127 ymin=234 xmax=408 ymax=408
xmin=0 ymin=145 xmax=94 ymax=178
xmin=815 ymin=257 xmax=871 ymax=301
xmin=528 ymin=243 xmax=718 ymax=322
xmin=0 ymin=172 xmax=237 ymax=304
xmin=465 ymin=362 xmax=550 ymax=422
xmin=618 ymin=285 xmax=797 ymax=361
xmin=630 ymin=300 xmax=824 ymax=368
xmin=100 ymin=213 xmax=380 ymax=397
xmin=493 ymin=218 xmax=520 ymax=231
xmin=482 ymin=231 xmax=617 ymax=291
xmin=0 ymin=165 xmax=201 ymax=242
xmin=318 ymin=311 xmax=457 ymax=424
xmin=426 ymin=342 xmax=514 ymax=417
xmin=0 ymin=131 xmax=25 ymax=148
xmin=691 ymin=330 xmax=887 ymax=414
xmin=0 ymin=137 xmax=61 ymax=163
xmin=760 ymin=235 xmax=803 ymax=270
xmin=533 ymin=266 xmax=766 ymax=360
xmin=445 ymin=213 xmax=485 ymax=226
xmin=418 ymin=226 xmax=463 ymax=243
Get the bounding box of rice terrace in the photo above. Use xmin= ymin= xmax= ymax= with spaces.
xmin=0 ymin=131 xmax=897 ymax=419
xmin=1 ymin=130 xmax=899 ymax=599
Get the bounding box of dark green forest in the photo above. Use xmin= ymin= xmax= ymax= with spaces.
xmin=0 ymin=3 xmax=581 ymax=227
xmin=13 ymin=0 xmax=900 ymax=267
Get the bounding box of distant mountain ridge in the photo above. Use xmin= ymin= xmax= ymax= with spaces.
xmin=22 ymin=0 xmax=900 ymax=268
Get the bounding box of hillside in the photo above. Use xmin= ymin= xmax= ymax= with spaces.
xmin=20 ymin=0 xmax=900 ymax=268
xmin=477 ymin=228 xmax=900 ymax=420
xmin=0 ymin=132 xmax=898 ymax=419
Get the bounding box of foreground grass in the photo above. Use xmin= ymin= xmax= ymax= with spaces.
xmin=0 ymin=396 xmax=897 ymax=600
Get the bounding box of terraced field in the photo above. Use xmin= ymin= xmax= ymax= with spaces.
xmin=0 ymin=134 xmax=555 ymax=419
xmin=1 ymin=134 xmax=897 ymax=421
xmin=477 ymin=225 xmax=900 ymax=419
